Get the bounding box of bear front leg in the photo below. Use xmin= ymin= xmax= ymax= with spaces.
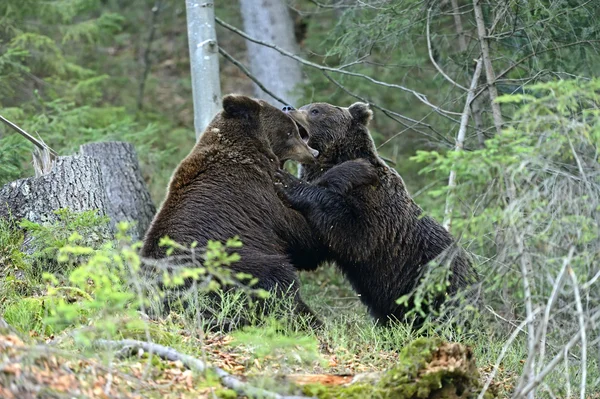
xmin=313 ymin=159 xmax=378 ymax=195
xmin=274 ymin=169 xmax=319 ymax=211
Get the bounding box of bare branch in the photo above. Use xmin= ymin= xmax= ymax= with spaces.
xmin=427 ymin=7 xmax=467 ymax=91
xmin=215 ymin=17 xmax=462 ymax=117
xmin=515 ymin=227 xmax=536 ymax=399
xmin=218 ymin=46 xmax=289 ymax=106
xmin=0 ymin=114 xmax=58 ymax=158
xmin=478 ymin=307 xmax=542 ymax=399
xmin=321 ymin=72 xmax=453 ymax=146
xmin=443 ymin=58 xmax=482 ymax=231
xmin=96 ymin=339 xmax=312 ymax=399
xmin=569 ymin=267 xmax=587 ymax=399
xmin=517 ymin=310 xmax=600 ymax=397
xmin=537 ymin=247 xmax=574 ymax=373
xmin=495 ymin=40 xmax=600 ymax=83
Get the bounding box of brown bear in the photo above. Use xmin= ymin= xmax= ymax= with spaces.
xmin=275 ymin=102 xmax=478 ymax=325
xmin=141 ymin=94 xmax=324 ymax=326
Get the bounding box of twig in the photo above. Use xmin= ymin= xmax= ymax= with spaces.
xmin=477 ymin=307 xmax=542 ymax=399
xmin=495 ymin=40 xmax=600 ymax=83
xmin=138 ymin=0 xmax=162 ymax=110
xmin=426 ymin=8 xmax=467 ymax=91
xmin=537 ymin=247 xmax=574 ymax=373
xmin=321 ymin=71 xmax=451 ymax=144
xmin=514 ymin=228 xmax=535 ymax=399
xmin=0 ymin=114 xmax=58 ymax=158
xmin=96 ymin=339 xmax=314 ymax=399
xmin=215 ymin=17 xmax=461 ymax=117
xmin=307 ymin=0 xmax=356 ymax=9
xmin=218 ymin=46 xmax=288 ymax=106
xmin=569 ymin=267 xmax=587 ymax=399
xmin=517 ymin=309 xmax=600 ymax=398
xmin=442 ymin=58 xmax=482 ymax=232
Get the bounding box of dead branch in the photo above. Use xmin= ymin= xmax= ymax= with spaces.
xmin=426 ymin=7 xmax=467 ymax=91
xmin=569 ymin=267 xmax=587 ymax=399
xmin=215 ymin=17 xmax=462 ymax=118
xmin=0 ymin=114 xmax=58 ymax=158
xmin=96 ymin=339 xmax=314 ymax=399
xmin=442 ymin=58 xmax=482 ymax=232
xmin=321 ymin=71 xmax=453 ymax=145
xmin=516 ymin=309 xmax=600 ymax=398
xmin=218 ymin=46 xmax=289 ymax=106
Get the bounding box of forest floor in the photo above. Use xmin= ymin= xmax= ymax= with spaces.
xmin=0 ymin=262 xmax=527 ymax=399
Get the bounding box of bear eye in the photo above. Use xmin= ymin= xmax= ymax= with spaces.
xmin=310 ymin=108 xmax=319 ymax=116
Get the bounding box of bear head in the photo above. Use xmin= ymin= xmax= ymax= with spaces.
xmin=221 ymin=95 xmax=318 ymax=165
xmin=284 ymin=102 xmax=375 ymax=172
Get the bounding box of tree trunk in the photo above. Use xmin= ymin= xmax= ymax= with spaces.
xmin=0 ymin=155 xmax=113 ymax=256
xmin=473 ymin=0 xmax=503 ymax=135
xmin=0 ymin=156 xmax=110 ymax=225
xmin=80 ymin=142 xmax=156 ymax=241
xmin=186 ymin=0 xmax=222 ymax=139
xmin=239 ymin=0 xmax=303 ymax=106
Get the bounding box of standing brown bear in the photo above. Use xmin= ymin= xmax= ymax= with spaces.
xmin=141 ymin=95 xmax=323 ymax=325
xmin=275 ymin=102 xmax=477 ymax=325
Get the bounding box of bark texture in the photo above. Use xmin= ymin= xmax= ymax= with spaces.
xmin=0 ymin=156 xmax=109 ymax=225
xmin=80 ymin=142 xmax=156 ymax=240
xmin=239 ymin=0 xmax=303 ymax=105
xmin=185 ymin=0 xmax=222 ymax=139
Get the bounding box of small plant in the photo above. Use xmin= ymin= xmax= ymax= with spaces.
xmin=19 ymin=208 xmax=111 ymax=276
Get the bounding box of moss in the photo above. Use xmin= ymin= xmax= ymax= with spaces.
xmin=215 ymin=388 xmax=237 ymax=399
xmin=301 ymin=338 xmax=496 ymax=399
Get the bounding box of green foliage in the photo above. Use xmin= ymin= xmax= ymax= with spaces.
xmin=19 ymin=208 xmax=110 ymax=275
xmin=0 ymin=0 xmax=186 ymax=200
xmin=414 ymin=79 xmax=600 ymax=393
xmin=42 ymin=222 xmax=143 ymax=341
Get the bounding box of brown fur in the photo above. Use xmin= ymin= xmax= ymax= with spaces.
xmin=141 ymin=95 xmax=323 ymax=326
xmin=276 ymin=102 xmax=478 ymax=325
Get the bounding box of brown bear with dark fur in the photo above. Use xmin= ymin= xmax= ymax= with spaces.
xmin=141 ymin=95 xmax=324 ymax=325
xmin=275 ymin=102 xmax=478 ymax=325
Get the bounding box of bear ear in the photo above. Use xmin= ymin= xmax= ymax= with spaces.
xmin=348 ymin=102 xmax=373 ymax=125
xmin=222 ymin=95 xmax=261 ymax=119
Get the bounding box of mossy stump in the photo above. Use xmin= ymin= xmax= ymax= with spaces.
xmin=302 ymin=338 xmax=496 ymax=399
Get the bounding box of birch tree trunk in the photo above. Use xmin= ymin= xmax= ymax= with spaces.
xmin=239 ymin=0 xmax=303 ymax=106
xmin=186 ymin=0 xmax=222 ymax=140
xmin=80 ymin=142 xmax=156 ymax=240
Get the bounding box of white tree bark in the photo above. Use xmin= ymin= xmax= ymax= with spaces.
xmin=186 ymin=0 xmax=222 ymax=140
xmin=239 ymin=0 xmax=303 ymax=106
xmin=443 ymin=59 xmax=483 ymax=232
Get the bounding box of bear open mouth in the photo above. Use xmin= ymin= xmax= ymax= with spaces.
xmin=295 ymin=121 xmax=310 ymax=143
xmin=286 ymin=111 xmax=311 ymax=143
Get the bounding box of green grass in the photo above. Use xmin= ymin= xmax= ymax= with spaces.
xmin=1 ymin=224 xmax=598 ymax=398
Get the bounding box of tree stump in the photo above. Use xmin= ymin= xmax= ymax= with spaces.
xmin=80 ymin=142 xmax=156 ymax=240
xmin=0 ymin=156 xmax=113 ymax=255
xmin=0 ymin=156 xmax=110 ymax=225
